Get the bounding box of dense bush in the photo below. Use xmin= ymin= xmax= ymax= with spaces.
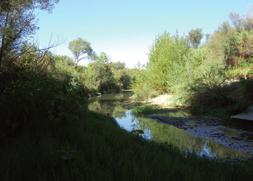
xmin=131 ymin=69 xmax=159 ymax=100
xmin=85 ymin=59 xmax=119 ymax=94
xmin=187 ymin=79 xmax=253 ymax=116
xmin=48 ymin=54 xmax=134 ymax=96
xmin=0 ymin=66 xmax=87 ymax=138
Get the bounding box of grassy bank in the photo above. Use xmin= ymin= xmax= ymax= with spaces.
xmin=2 ymin=111 xmax=253 ymax=181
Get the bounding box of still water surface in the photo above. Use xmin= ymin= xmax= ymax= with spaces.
xmin=89 ymin=93 xmax=253 ymax=160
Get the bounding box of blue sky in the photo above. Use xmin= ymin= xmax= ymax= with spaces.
xmin=35 ymin=0 xmax=253 ymax=67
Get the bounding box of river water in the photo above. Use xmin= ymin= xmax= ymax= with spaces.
xmin=89 ymin=92 xmax=253 ymax=160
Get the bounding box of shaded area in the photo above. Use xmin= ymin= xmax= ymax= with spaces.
xmin=188 ymin=79 xmax=253 ymax=119
xmin=231 ymin=106 xmax=253 ymax=122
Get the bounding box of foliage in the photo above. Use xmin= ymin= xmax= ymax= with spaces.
xmin=68 ymin=38 xmax=93 ymax=64
xmin=133 ymin=12 xmax=253 ymax=118
xmin=206 ymin=14 xmax=253 ymax=68
xmin=79 ymin=52 xmax=133 ymax=94
xmin=131 ymin=68 xmax=159 ymax=99
xmin=188 ymin=28 xmax=203 ymax=48
xmin=132 ymin=105 xmax=167 ymax=116
xmin=223 ymin=31 xmax=240 ymax=67
xmin=0 ymin=0 xmax=59 ymax=65
xmin=0 ymin=65 xmax=86 ymax=139
xmin=86 ymin=59 xmax=119 ymax=94
xmin=97 ymin=52 xmax=110 ymax=63
xmin=16 ymin=43 xmax=56 ymax=72
xmin=0 ymin=3 xmax=253 ymax=180
xmin=147 ymin=33 xmax=189 ymax=93
xmin=226 ymin=59 xmax=253 ymax=79
xmin=229 ymin=12 xmax=253 ymax=31
xmin=187 ymin=79 xmax=253 ymax=117
xmin=111 ymin=62 xmax=131 ymax=90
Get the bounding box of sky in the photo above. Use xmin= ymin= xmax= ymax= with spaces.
xmin=35 ymin=0 xmax=253 ymax=67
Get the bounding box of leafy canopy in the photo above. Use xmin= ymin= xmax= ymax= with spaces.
xmin=68 ymin=38 xmax=93 ymax=64
xmin=188 ymin=28 xmax=203 ymax=48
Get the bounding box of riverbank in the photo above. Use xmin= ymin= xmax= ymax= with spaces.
xmin=2 ymin=109 xmax=253 ymax=181
xmin=146 ymin=94 xmax=176 ymax=108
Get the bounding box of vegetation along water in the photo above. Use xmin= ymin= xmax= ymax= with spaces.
xmin=0 ymin=0 xmax=253 ymax=180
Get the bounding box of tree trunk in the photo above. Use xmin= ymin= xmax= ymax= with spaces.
xmin=0 ymin=12 xmax=9 ymax=67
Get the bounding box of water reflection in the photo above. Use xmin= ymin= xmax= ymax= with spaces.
xmin=89 ymin=93 xmax=251 ymax=159
xmin=116 ymin=110 xmax=152 ymax=140
xmin=199 ymin=143 xmax=215 ymax=158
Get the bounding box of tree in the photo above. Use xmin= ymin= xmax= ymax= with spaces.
xmin=238 ymin=31 xmax=253 ymax=59
xmin=229 ymin=12 xmax=253 ymax=31
xmin=243 ymin=17 xmax=253 ymax=31
xmin=229 ymin=12 xmax=243 ymax=31
xmin=0 ymin=0 xmax=59 ymax=66
xmin=188 ymin=28 xmax=203 ymax=48
xmin=224 ymin=32 xmax=240 ymax=67
xmin=217 ymin=22 xmax=232 ymax=34
xmin=148 ymin=33 xmax=189 ymax=92
xmin=86 ymin=59 xmax=117 ymax=93
xmin=68 ymin=38 xmax=93 ymax=65
xmin=97 ymin=52 xmax=110 ymax=63
xmin=111 ymin=62 xmax=125 ymax=70
xmin=205 ymin=22 xmax=233 ymax=64
xmin=111 ymin=62 xmax=131 ymax=90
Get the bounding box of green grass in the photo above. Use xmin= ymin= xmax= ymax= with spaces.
xmin=132 ymin=105 xmax=188 ymax=117
xmin=1 ymin=109 xmax=253 ymax=181
xmin=132 ymin=105 xmax=167 ymax=116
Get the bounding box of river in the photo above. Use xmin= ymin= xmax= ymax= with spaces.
xmin=89 ymin=92 xmax=253 ymax=160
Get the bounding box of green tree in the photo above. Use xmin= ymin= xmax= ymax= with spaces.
xmin=0 ymin=0 xmax=59 ymax=66
xmin=68 ymin=38 xmax=93 ymax=65
xmin=238 ymin=31 xmax=253 ymax=60
xmin=97 ymin=52 xmax=109 ymax=63
xmin=217 ymin=22 xmax=232 ymax=34
xmin=205 ymin=22 xmax=233 ymax=64
xmin=86 ymin=59 xmax=117 ymax=93
xmin=229 ymin=12 xmax=253 ymax=31
xmin=148 ymin=33 xmax=189 ymax=92
xmin=229 ymin=12 xmax=243 ymax=31
xmin=111 ymin=62 xmax=131 ymax=90
xmin=188 ymin=28 xmax=203 ymax=48
xmin=224 ymin=32 xmax=240 ymax=67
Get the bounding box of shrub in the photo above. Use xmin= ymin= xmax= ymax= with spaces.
xmin=188 ymin=79 xmax=253 ymax=116
xmin=0 ymin=67 xmax=87 ymax=138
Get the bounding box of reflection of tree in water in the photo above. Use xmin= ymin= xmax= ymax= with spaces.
xmin=89 ymin=93 xmax=246 ymax=159
xmin=89 ymin=100 xmax=127 ymax=118
xmin=131 ymin=117 xmax=139 ymax=130
xmin=89 ymin=92 xmax=133 ymax=117
xmin=137 ymin=117 xmax=244 ymax=159
xmin=138 ymin=117 xmax=202 ymax=151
